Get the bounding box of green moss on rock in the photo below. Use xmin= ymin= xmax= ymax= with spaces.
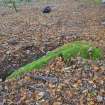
xmin=7 ymin=41 xmax=103 ymax=80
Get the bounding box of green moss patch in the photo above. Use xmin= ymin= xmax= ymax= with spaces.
xmin=94 ymin=0 xmax=101 ymax=4
xmin=7 ymin=41 xmax=103 ymax=80
xmin=80 ymin=0 xmax=101 ymax=5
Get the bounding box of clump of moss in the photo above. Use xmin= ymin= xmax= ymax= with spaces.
xmin=7 ymin=41 xmax=103 ymax=80
xmin=81 ymin=0 xmax=101 ymax=5
xmin=94 ymin=0 xmax=101 ymax=4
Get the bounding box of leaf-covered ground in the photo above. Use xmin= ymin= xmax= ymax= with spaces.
xmin=0 ymin=0 xmax=105 ymax=104
xmin=0 ymin=0 xmax=105 ymax=79
xmin=0 ymin=57 xmax=105 ymax=104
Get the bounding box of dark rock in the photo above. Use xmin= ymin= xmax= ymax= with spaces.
xmin=42 ymin=6 xmax=51 ymax=13
xmin=0 ymin=69 xmax=14 ymax=81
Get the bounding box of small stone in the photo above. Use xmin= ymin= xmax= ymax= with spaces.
xmin=36 ymin=92 xmax=44 ymax=100
xmin=72 ymin=84 xmax=78 ymax=88
xmin=4 ymin=86 xmax=8 ymax=90
xmin=38 ymin=92 xmax=44 ymax=96
xmin=97 ymin=95 xmax=103 ymax=102
xmin=6 ymin=51 xmax=11 ymax=55
xmin=8 ymin=37 xmax=18 ymax=45
xmin=93 ymin=84 xmax=96 ymax=88
xmin=88 ymin=47 xmax=93 ymax=53
xmin=101 ymin=21 xmax=105 ymax=26
xmin=26 ymin=50 xmax=30 ymax=54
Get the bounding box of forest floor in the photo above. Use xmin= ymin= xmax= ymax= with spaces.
xmin=0 ymin=0 xmax=105 ymax=79
xmin=0 ymin=0 xmax=105 ymax=104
